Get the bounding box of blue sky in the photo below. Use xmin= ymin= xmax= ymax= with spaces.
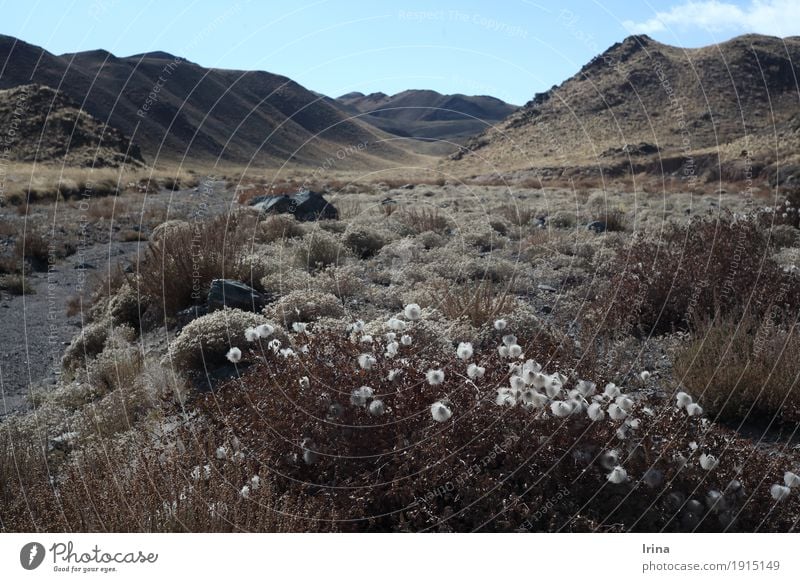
xmin=2 ymin=0 xmax=798 ymax=105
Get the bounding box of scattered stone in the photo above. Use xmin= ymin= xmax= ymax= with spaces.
xmin=207 ymin=279 xmax=265 ymax=312
xmin=74 ymin=262 xmax=96 ymax=270
xmin=250 ymin=190 xmax=338 ymax=221
xmin=537 ymin=284 xmax=558 ymax=293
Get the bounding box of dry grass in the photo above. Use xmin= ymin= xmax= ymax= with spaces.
xmin=674 ymin=310 xmax=800 ymax=424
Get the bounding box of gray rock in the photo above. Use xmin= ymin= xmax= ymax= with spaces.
xmin=207 ymin=279 xmax=265 ymax=312
xmin=537 ymin=284 xmax=558 ymax=293
xmin=250 ymin=190 xmax=338 ymax=221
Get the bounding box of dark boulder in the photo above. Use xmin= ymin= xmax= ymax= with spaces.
xmin=250 ymin=190 xmax=338 ymax=221
xmin=207 ymin=279 xmax=266 ymax=312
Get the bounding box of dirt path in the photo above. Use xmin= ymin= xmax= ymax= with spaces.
xmin=0 ymin=180 xmax=232 ymax=417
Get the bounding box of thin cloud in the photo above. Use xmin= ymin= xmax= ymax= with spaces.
xmin=623 ymin=0 xmax=800 ymax=37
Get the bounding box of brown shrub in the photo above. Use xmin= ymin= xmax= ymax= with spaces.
xmin=587 ymin=215 xmax=800 ymax=336
xmin=399 ymin=207 xmax=451 ymax=234
xmin=136 ymin=213 xmax=252 ymax=314
xmin=674 ymin=310 xmax=800 ymax=424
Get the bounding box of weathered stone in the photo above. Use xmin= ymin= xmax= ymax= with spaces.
xmin=250 ymin=190 xmax=338 ymax=221
xmin=207 ymin=279 xmax=265 ymax=312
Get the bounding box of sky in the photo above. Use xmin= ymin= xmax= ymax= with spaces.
xmin=2 ymin=0 xmax=799 ymax=105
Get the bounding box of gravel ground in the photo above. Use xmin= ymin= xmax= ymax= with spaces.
xmin=0 ymin=179 xmax=231 ymax=417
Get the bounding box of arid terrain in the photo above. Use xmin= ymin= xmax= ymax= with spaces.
xmin=2 ymin=32 xmax=800 ymax=533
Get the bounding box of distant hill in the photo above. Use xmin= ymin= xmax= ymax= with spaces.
xmin=0 ymin=35 xmax=424 ymax=167
xmin=447 ymin=34 xmax=800 ymax=186
xmin=337 ymin=89 xmax=517 ymax=144
xmin=0 ymin=84 xmax=143 ymax=167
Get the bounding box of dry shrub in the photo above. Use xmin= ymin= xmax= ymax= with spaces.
xmin=588 ymin=215 xmax=800 ymax=336
xmin=185 ymin=331 xmax=800 ymax=532
xmin=0 ymin=273 xmax=28 ymax=295
xmin=257 ymin=214 xmax=305 ymax=243
xmin=674 ymin=310 xmax=800 ymax=424
xmin=400 ymin=207 xmax=451 ymax=234
xmin=137 ymin=213 xmax=252 ymax=315
xmin=87 ymin=196 xmax=128 ymax=220
xmin=498 ymin=204 xmax=535 ymax=227
xmin=593 ymin=208 xmax=629 ymax=232
xmin=428 ymin=278 xmax=515 ymax=327
xmin=266 ymin=290 xmax=344 ymax=327
xmin=343 ymin=225 xmax=386 ymax=258
xmin=294 ymin=230 xmax=348 ymax=270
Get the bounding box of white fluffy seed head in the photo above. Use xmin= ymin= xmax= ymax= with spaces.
xmin=550 ymin=401 xmax=574 ymax=418
xmin=498 ymin=345 xmax=509 ymax=358
xmin=426 ymin=369 xmax=445 ymax=386
xmin=404 ymin=303 xmax=421 ymax=321
xmin=508 ymin=344 xmax=523 ymax=359
xmin=226 ymin=347 xmax=242 ymax=363
xmin=771 ymin=484 xmax=791 ymax=501
xmin=467 ymin=363 xmax=485 ymax=379
xmin=686 ymin=402 xmax=704 ymax=417
xmin=607 ymin=466 xmax=627 ymax=484
xmin=604 ymin=383 xmax=621 ymax=399
xmin=456 ymin=342 xmax=473 ymax=361
xmin=676 ymin=391 xmax=693 ymax=409
xmin=387 ymin=317 xmax=406 ymax=331
xmin=495 ymin=388 xmax=517 ymax=407
xmin=369 ymin=399 xmax=386 ymax=416
xmin=615 ymin=395 xmax=634 ymax=412
xmin=299 ymin=376 xmax=310 ymax=389
xmin=587 ymin=401 xmax=605 ymax=421
xmin=576 ymin=380 xmax=597 ymax=398
xmin=639 ymin=370 xmax=651 ymax=381
xmin=494 ymin=319 xmax=507 ymax=331
xmin=608 ymin=403 xmax=628 ymax=421
xmin=430 ymin=401 xmax=452 ymax=422
xmin=358 ymin=354 xmax=376 ymax=370
xmin=510 ymin=375 xmax=526 ymax=392
xmin=699 ymin=453 xmax=719 ymax=471
xmin=255 ymin=323 xmax=274 ymax=338
xmin=502 ymin=334 xmax=517 ymax=347
xmin=245 ymin=327 xmax=260 ymax=342
xmin=350 ymin=386 xmax=374 ymax=407
xmin=784 ymin=471 xmax=800 ymax=488
xmin=401 ymin=334 xmax=413 ymax=346
xmin=292 ymin=322 xmax=308 ymax=333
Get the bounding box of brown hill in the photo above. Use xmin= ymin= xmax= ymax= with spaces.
xmin=447 ymin=34 xmax=800 ymax=187
xmin=0 ymin=84 xmax=143 ymax=167
xmin=337 ymin=90 xmax=517 ymax=145
xmin=0 ymin=35 xmax=423 ymax=168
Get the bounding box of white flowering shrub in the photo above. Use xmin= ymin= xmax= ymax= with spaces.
xmin=167 ymin=308 xmax=284 ymax=371
xmin=265 ymin=290 xmax=345 ymax=327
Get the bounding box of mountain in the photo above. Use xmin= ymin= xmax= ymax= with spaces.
xmin=447 ymin=34 xmax=800 ymax=185
xmin=0 ymin=83 xmax=144 ymax=167
xmin=336 ymin=90 xmax=517 ymax=144
xmin=0 ymin=35 xmax=423 ymax=167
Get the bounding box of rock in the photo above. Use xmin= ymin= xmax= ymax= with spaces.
xmin=250 ymin=190 xmax=338 ymax=221
xmin=399 ymin=183 xmax=415 ymax=190
xmin=537 ymin=284 xmax=558 ymax=293
xmin=207 ymin=279 xmax=265 ymax=312
xmin=74 ymin=262 xmax=96 ymax=270
xmin=587 ymin=221 xmax=606 ymax=233
xmin=176 ymin=304 xmax=208 ymax=329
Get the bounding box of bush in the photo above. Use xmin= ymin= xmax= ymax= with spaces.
xmin=399 ymin=207 xmax=451 ymax=234
xmin=257 ymin=215 xmax=305 ymax=243
xmin=0 ymin=274 xmax=28 ymax=295
xmin=674 ymin=311 xmax=800 ymax=424
xmin=294 ymin=230 xmax=348 ymax=270
xmin=266 ymin=290 xmax=345 ymax=327
xmin=588 ymin=215 xmax=800 ymax=336
xmin=166 ymin=308 xmax=283 ymax=372
xmin=62 ymin=319 xmax=114 ymax=372
xmin=343 ymin=225 xmax=386 ymax=259
xmin=187 ymin=325 xmax=800 ymax=532
xmin=137 ymin=213 xmax=251 ymax=315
